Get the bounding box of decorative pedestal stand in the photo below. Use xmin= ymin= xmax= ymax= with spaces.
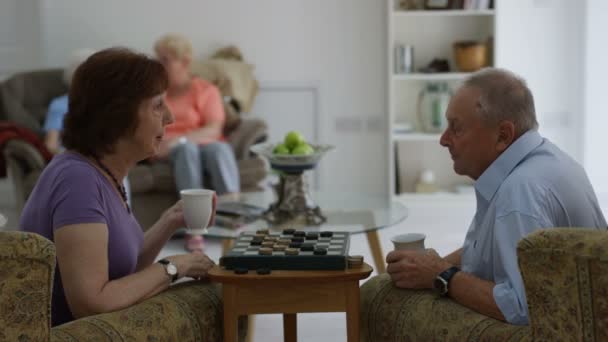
xmin=263 ymin=170 xmax=326 ymax=226
xmin=250 ymin=142 xmax=334 ymax=227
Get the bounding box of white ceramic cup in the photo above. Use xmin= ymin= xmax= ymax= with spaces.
xmin=180 ymin=189 xmax=215 ymax=235
xmin=391 ymin=233 xmax=426 ymax=251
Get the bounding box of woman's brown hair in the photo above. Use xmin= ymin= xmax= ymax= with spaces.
xmin=62 ymin=47 xmax=168 ymax=157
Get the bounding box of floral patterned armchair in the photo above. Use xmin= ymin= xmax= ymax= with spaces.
xmin=360 ymin=228 xmax=608 ymax=341
xmin=0 ymin=230 xmax=247 ymax=341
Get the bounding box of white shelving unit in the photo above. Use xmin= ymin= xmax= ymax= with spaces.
xmin=393 ymin=9 xmax=495 ymax=17
xmin=387 ymin=0 xmax=495 ymax=195
xmin=393 ymin=132 xmax=441 ymax=142
xmin=392 ymin=72 xmax=472 ymax=81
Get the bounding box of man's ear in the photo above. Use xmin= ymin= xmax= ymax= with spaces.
xmin=496 ymin=120 xmax=515 ymax=152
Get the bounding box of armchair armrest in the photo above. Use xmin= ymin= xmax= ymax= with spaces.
xmin=517 ymin=228 xmax=608 ymax=341
xmin=3 ymin=139 xmax=48 ymax=212
xmin=226 ymin=117 xmax=268 ymax=160
xmin=52 ymin=281 xmax=248 ymax=341
xmin=0 ymin=231 xmax=55 ymax=341
xmin=3 ymin=139 xmax=48 ymax=171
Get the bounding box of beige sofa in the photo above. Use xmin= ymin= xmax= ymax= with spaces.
xmin=360 ymin=228 xmax=608 ymax=341
xmin=0 ymin=61 xmax=268 ymax=229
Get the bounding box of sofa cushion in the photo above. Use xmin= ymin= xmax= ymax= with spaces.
xmin=129 ymin=157 xmax=267 ymax=195
xmin=0 ymin=69 xmax=67 ymax=135
xmin=129 ymin=162 xmax=175 ymax=194
xmin=190 ymin=59 xmax=258 ymax=114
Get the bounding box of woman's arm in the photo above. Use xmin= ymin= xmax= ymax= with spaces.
xmin=44 ymin=130 xmax=61 ymax=154
xmin=183 ymin=121 xmax=223 ymax=142
xmin=137 ymin=197 xmax=216 ymax=270
xmin=55 ymin=223 xmax=214 ymax=319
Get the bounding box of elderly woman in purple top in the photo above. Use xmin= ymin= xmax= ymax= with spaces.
xmin=19 ymin=48 xmax=216 ymax=327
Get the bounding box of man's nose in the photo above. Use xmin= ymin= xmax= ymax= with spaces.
xmin=439 ymin=129 xmax=449 ymax=147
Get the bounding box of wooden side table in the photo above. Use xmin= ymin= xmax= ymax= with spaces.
xmin=208 ymin=263 xmax=373 ymax=342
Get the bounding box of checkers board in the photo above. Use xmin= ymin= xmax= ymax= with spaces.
xmin=220 ymin=229 xmax=350 ymax=271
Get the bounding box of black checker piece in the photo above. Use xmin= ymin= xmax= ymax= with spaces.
xmin=234 ymin=267 xmax=248 ymax=274
xmin=256 ymin=268 xmax=271 ymax=275
xmin=320 ymin=231 xmax=334 ymax=238
xmin=314 ymin=248 xmax=327 ymax=255
xmin=305 ymin=233 xmax=318 ymax=240
xmin=300 ymin=244 xmax=315 ymax=251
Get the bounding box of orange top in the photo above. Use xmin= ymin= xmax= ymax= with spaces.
xmin=164 ymin=77 xmax=225 ymax=145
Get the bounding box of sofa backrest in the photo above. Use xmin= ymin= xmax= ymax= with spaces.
xmin=0 ymin=69 xmax=67 ymax=136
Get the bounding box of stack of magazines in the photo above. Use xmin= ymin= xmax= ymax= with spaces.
xmin=214 ymin=202 xmax=265 ymax=228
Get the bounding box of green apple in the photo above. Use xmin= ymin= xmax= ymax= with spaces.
xmin=284 ymin=131 xmax=306 ymax=150
xmin=291 ymin=143 xmax=314 ymax=155
xmin=273 ymin=143 xmax=290 ymax=155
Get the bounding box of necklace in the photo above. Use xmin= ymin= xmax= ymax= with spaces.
xmin=95 ymin=157 xmax=131 ymax=214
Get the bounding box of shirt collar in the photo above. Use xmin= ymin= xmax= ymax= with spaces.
xmin=474 ymin=130 xmax=543 ymax=202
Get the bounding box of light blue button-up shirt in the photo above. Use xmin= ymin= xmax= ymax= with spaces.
xmin=461 ymin=130 xmax=606 ymax=325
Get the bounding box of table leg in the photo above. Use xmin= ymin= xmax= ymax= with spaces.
xmin=246 ymin=315 xmax=255 ymax=342
xmin=365 ymin=230 xmax=385 ymax=273
xmin=222 ymin=239 xmax=235 ymax=255
xmin=223 ymin=284 xmax=238 ymax=342
xmin=283 ymin=313 xmax=297 ymax=342
xmin=345 ymin=281 xmax=360 ymax=342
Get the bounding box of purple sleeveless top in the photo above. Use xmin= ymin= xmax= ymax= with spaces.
xmin=19 ymin=152 xmax=143 ymax=326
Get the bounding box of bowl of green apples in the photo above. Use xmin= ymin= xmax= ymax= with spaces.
xmin=250 ymin=131 xmax=333 ymax=173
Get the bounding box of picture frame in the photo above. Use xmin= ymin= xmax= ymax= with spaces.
xmin=424 ymin=0 xmax=452 ymax=10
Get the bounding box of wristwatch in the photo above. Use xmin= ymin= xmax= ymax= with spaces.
xmin=433 ymin=266 xmax=460 ymax=296
xmin=158 ymin=259 xmax=179 ymax=282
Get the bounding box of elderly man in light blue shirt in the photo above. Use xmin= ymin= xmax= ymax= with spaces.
xmin=385 ymin=68 xmax=606 ymax=325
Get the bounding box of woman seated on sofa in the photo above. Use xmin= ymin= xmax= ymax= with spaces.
xmin=19 ymin=48 xmax=217 ymax=327
xmin=154 ymin=33 xmax=240 ymax=252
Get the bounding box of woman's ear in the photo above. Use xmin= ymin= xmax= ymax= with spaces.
xmin=496 ymin=120 xmax=515 ymax=152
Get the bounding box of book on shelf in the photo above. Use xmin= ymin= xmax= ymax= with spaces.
xmin=463 ymin=0 xmax=491 ymax=10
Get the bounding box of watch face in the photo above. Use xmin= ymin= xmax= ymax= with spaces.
xmin=433 ymin=277 xmax=448 ymax=295
xmin=167 ymin=264 xmax=178 ymax=276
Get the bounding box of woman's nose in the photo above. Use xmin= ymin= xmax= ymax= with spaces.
xmin=163 ymin=107 xmax=174 ymax=126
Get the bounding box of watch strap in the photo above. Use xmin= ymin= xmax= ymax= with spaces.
xmin=158 ymin=259 xmax=178 ymax=282
xmin=439 ymin=266 xmax=460 ymax=283
xmin=437 ymin=266 xmax=460 ymax=296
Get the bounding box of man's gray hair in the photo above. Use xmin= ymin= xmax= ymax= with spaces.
xmin=463 ymin=68 xmax=538 ymax=135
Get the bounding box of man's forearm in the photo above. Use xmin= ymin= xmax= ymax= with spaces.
xmin=448 ymin=271 xmax=505 ymax=321
xmin=443 ymin=248 xmax=463 ymax=266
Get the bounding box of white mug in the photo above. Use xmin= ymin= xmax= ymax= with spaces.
xmin=391 ymin=233 xmax=426 ymax=251
xmin=180 ymin=189 xmax=215 ymax=235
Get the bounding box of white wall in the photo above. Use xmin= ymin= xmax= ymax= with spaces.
xmin=583 ymin=0 xmax=608 ymax=197
xmin=39 ymin=0 xmax=387 ymax=194
xmin=0 ymin=0 xmax=42 ymax=80
xmin=495 ymin=0 xmax=584 ymax=162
